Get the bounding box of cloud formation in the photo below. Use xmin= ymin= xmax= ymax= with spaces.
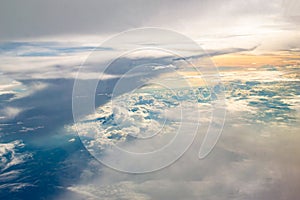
xmin=0 ymin=0 xmax=299 ymax=52
xmin=59 ymin=64 xmax=300 ymax=199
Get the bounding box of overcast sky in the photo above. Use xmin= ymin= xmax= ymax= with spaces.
xmin=0 ymin=0 xmax=299 ymax=52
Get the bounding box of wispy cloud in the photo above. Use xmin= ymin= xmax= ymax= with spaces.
xmin=0 ymin=107 xmax=23 ymax=120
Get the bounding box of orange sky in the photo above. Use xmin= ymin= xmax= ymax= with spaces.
xmin=212 ymin=52 xmax=300 ymax=67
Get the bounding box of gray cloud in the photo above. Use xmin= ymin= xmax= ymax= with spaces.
xmin=0 ymin=0 xmax=298 ymax=41
xmin=173 ymin=46 xmax=259 ymax=61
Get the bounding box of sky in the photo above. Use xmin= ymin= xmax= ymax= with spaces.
xmin=0 ymin=0 xmax=299 ymax=84
xmin=0 ymin=0 xmax=299 ymax=82
xmin=0 ymin=0 xmax=299 ymax=51
xmin=0 ymin=1 xmax=300 ymax=200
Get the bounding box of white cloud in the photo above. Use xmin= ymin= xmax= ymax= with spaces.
xmin=61 ymin=63 xmax=300 ymax=199
xmin=0 ymin=140 xmax=30 ymax=172
xmin=0 ymin=107 xmax=23 ymax=120
xmin=10 ymin=82 xmax=49 ymax=100
xmin=60 ymin=123 xmax=300 ymax=200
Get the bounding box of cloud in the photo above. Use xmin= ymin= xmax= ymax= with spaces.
xmin=173 ymin=46 xmax=259 ymax=61
xmin=0 ymin=140 xmax=30 ymax=172
xmin=59 ymin=64 xmax=300 ymax=199
xmin=0 ymin=75 xmax=49 ymax=101
xmin=0 ymin=40 xmax=263 ymax=82
xmin=59 ymin=123 xmax=300 ymax=200
xmin=0 ymin=140 xmax=34 ymax=193
xmin=0 ymin=0 xmax=299 ymax=52
xmin=11 ymin=82 xmax=48 ymax=100
xmin=0 ymin=78 xmax=24 ymax=96
xmin=0 ymin=1 xmax=299 ymax=198
xmin=0 ymin=107 xmax=23 ymax=120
